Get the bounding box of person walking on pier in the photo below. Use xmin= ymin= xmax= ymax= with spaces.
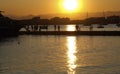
xmin=75 ymin=25 xmax=79 ymax=31
xmin=39 ymin=26 xmax=41 ymax=31
xmin=58 ymin=25 xmax=60 ymax=31
xmin=46 ymin=25 xmax=48 ymax=31
xmin=54 ymin=25 xmax=57 ymax=31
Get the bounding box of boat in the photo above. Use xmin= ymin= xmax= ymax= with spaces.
xmin=0 ymin=11 xmax=22 ymax=36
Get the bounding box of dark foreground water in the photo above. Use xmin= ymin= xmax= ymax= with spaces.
xmin=0 ymin=35 xmax=120 ymax=74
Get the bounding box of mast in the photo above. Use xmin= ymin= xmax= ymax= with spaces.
xmin=86 ymin=12 xmax=88 ymax=19
xmin=103 ymin=11 xmax=106 ymax=19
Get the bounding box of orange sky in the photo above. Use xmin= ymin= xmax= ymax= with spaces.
xmin=0 ymin=0 xmax=120 ymax=16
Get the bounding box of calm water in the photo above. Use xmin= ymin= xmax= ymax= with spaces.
xmin=0 ymin=25 xmax=120 ymax=74
xmin=0 ymin=35 xmax=120 ymax=74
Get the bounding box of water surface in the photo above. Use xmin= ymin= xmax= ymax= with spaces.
xmin=0 ymin=35 xmax=120 ymax=74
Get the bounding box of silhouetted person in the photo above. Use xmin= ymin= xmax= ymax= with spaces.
xmin=34 ymin=25 xmax=38 ymax=31
xmin=39 ymin=26 xmax=41 ymax=31
xmin=58 ymin=25 xmax=60 ymax=31
xmin=90 ymin=25 xmax=93 ymax=31
xmin=79 ymin=26 xmax=81 ymax=31
xmin=75 ymin=25 xmax=79 ymax=31
xmin=54 ymin=25 xmax=57 ymax=31
xmin=45 ymin=25 xmax=48 ymax=31
xmin=31 ymin=25 xmax=34 ymax=31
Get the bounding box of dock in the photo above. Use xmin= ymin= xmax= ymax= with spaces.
xmin=19 ymin=31 xmax=120 ymax=36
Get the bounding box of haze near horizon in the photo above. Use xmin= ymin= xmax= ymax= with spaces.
xmin=0 ymin=0 xmax=120 ymax=19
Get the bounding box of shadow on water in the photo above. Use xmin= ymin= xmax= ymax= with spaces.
xmin=0 ymin=36 xmax=20 ymax=47
xmin=0 ymin=36 xmax=18 ymax=42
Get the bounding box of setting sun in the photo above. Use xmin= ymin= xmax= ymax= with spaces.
xmin=63 ymin=0 xmax=79 ymax=12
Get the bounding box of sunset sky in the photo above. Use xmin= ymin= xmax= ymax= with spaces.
xmin=0 ymin=0 xmax=120 ymax=16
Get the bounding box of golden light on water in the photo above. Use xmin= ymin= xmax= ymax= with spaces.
xmin=66 ymin=25 xmax=76 ymax=31
xmin=67 ymin=37 xmax=77 ymax=74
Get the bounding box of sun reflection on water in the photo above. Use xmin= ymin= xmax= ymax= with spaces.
xmin=66 ymin=25 xmax=76 ymax=31
xmin=66 ymin=37 xmax=77 ymax=74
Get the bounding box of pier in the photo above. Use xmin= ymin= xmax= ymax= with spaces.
xmin=19 ymin=24 xmax=120 ymax=36
xmin=19 ymin=31 xmax=120 ymax=36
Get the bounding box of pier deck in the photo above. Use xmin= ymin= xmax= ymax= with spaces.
xmin=19 ymin=31 xmax=120 ymax=36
